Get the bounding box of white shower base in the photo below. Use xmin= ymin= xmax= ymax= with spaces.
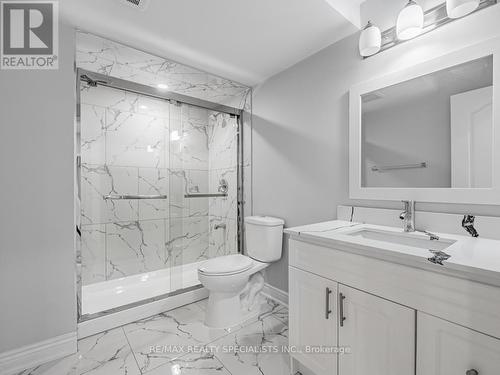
xmin=82 ymin=261 xmax=204 ymax=315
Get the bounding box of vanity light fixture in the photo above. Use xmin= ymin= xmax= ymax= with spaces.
xmin=396 ymin=0 xmax=424 ymax=40
xmin=157 ymin=83 xmax=168 ymax=90
xmin=170 ymin=130 xmax=181 ymax=141
xmin=359 ymin=0 xmax=497 ymax=58
xmin=446 ymin=0 xmax=480 ymax=18
xmin=359 ymin=21 xmax=382 ymax=57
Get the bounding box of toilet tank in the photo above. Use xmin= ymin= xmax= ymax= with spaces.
xmin=244 ymin=216 xmax=285 ymax=262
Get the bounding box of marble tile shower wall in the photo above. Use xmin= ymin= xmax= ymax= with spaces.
xmin=208 ymin=113 xmax=239 ymax=259
xmin=80 ymin=83 xmax=239 ymax=285
xmin=76 ymin=32 xmax=251 ymax=109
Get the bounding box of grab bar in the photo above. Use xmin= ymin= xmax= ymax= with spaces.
xmin=371 ymin=162 xmax=427 ymax=172
xmin=184 ymin=193 xmax=228 ymax=198
xmin=104 ymin=194 xmax=168 ymax=200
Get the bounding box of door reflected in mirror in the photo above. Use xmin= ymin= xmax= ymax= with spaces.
xmin=361 ymin=55 xmax=493 ymax=188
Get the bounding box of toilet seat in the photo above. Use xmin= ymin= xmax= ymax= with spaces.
xmin=198 ymin=254 xmax=253 ymax=276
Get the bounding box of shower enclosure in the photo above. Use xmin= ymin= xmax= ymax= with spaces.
xmin=76 ymin=69 xmax=243 ymax=321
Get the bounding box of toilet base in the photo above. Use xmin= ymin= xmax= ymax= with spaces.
xmin=204 ymin=271 xmax=266 ymax=329
xmin=205 ymin=291 xmax=241 ymax=328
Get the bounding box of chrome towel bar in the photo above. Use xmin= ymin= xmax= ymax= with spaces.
xmin=184 ymin=193 xmax=228 ymax=198
xmin=371 ymin=162 xmax=427 ymax=172
xmin=104 ymin=194 xmax=168 ymax=200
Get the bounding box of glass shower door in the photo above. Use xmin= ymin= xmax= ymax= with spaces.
xmin=168 ymin=102 xmax=239 ymax=292
xmin=79 ymin=77 xmax=240 ymax=317
xmin=79 ymin=82 xmax=173 ymax=315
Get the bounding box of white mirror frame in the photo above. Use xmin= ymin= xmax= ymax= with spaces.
xmin=349 ymin=38 xmax=500 ymax=205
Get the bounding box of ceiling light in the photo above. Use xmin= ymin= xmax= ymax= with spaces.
xmin=157 ymin=83 xmax=168 ymax=90
xmin=396 ymin=0 xmax=424 ymax=41
xmin=446 ymin=0 xmax=480 ymax=18
xmin=359 ymin=21 xmax=381 ymax=57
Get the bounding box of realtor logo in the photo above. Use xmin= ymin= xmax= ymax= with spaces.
xmin=1 ymin=1 xmax=58 ymax=69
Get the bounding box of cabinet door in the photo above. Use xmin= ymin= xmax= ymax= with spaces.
xmin=338 ymin=284 xmax=415 ymax=375
xmin=417 ymin=312 xmax=500 ymax=375
xmin=289 ymin=266 xmax=338 ymax=375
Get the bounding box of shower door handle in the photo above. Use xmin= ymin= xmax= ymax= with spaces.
xmin=104 ymin=194 xmax=168 ymax=200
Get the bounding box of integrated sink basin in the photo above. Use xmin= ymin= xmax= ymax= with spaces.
xmin=345 ymin=228 xmax=456 ymax=251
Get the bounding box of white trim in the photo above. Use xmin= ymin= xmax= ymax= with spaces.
xmin=261 ymin=283 xmax=288 ymax=306
xmin=349 ymin=37 xmax=500 ymax=204
xmin=78 ymin=287 xmax=208 ymax=339
xmin=0 ymin=332 xmax=77 ymax=375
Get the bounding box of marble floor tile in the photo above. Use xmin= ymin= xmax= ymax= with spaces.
xmin=142 ymin=352 xmax=231 ymax=375
xmin=17 ymin=298 xmax=289 ymax=375
xmin=194 ymin=294 xmax=282 ymax=320
xmin=122 ymin=302 xmax=232 ymax=373
xmin=251 ymin=294 xmax=284 ymax=320
xmin=272 ymin=306 xmax=289 ymax=325
xmin=209 ymin=315 xmax=290 ymax=375
xmin=16 ymin=327 xmax=140 ymax=375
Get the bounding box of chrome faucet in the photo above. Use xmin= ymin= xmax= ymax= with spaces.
xmin=399 ymin=200 xmax=415 ymax=232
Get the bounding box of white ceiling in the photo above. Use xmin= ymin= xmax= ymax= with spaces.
xmin=61 ymin=0 xmax=364 ymax=86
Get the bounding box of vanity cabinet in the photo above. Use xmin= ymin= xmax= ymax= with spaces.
xmin=417 ymin=312 xmax=500 ymax=375
xmin=338 ymin=285 xmax=415 ymax=375
xmin=288 ymin=238 xmax=500 ymax=375
xmin=289 ymin=267 xmax=338 ymax=375
xmin=289 ymin=266 xmax=415 ymax=375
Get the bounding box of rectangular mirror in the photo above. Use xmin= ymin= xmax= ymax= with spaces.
xmin=350 ymin=40 xmax=500 ymax=204
xmin=362 ymin=55 xmax=492 ymax=189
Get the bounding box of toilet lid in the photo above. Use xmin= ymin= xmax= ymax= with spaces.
xmin=198 ymin=254 xmax=253 ymax=275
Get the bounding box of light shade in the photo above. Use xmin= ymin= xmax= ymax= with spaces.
xmin=446 ymin=0 xmax=480 ymax=18
xmin=396 ymin=0 xmax=424 ymax=41
xmin=359 ymin=21 xmax=382 ymax=57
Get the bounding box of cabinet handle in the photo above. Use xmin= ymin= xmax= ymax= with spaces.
xmin=339 ymin=292 xmax=346 ymax=327
xmin=325 ymin=288 xmax=332 ymax=319
xmin=466 ymin=370 xmax=479 ymax=375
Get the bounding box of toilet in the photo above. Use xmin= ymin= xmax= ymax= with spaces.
xmin=198 ymin=216 xmax=284 ymax=328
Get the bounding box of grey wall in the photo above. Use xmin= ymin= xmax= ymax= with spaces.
xmin=362 ymin=94 xmax=451 ymax=188
xmin=0 ymin=24 xmax=76 ymax=352
xmin=252 ymin=3 xmax=500 ymax=292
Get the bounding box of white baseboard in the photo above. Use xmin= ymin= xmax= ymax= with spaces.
xmin=262 ymin=283 xmax=288 ymax=306
xmin=0 ymin=332 xmax=77 ymax=375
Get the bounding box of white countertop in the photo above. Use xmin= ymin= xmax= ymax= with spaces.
xmin=285 ymin=220 xmax=500 ymax=287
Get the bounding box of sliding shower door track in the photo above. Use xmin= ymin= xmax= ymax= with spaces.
xmin=79 ymin=284 xmax=204 ymax=322
xmin=78 ymin=285 xmax=208 ymax=338
xmin=78 ymin=68 xmax=243 ymax=116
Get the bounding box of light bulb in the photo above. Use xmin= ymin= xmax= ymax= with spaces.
xmin=359 ymin=21 xmax=382 ymax=57
xmin=396 ymin=0 xmax=424 ymax=41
